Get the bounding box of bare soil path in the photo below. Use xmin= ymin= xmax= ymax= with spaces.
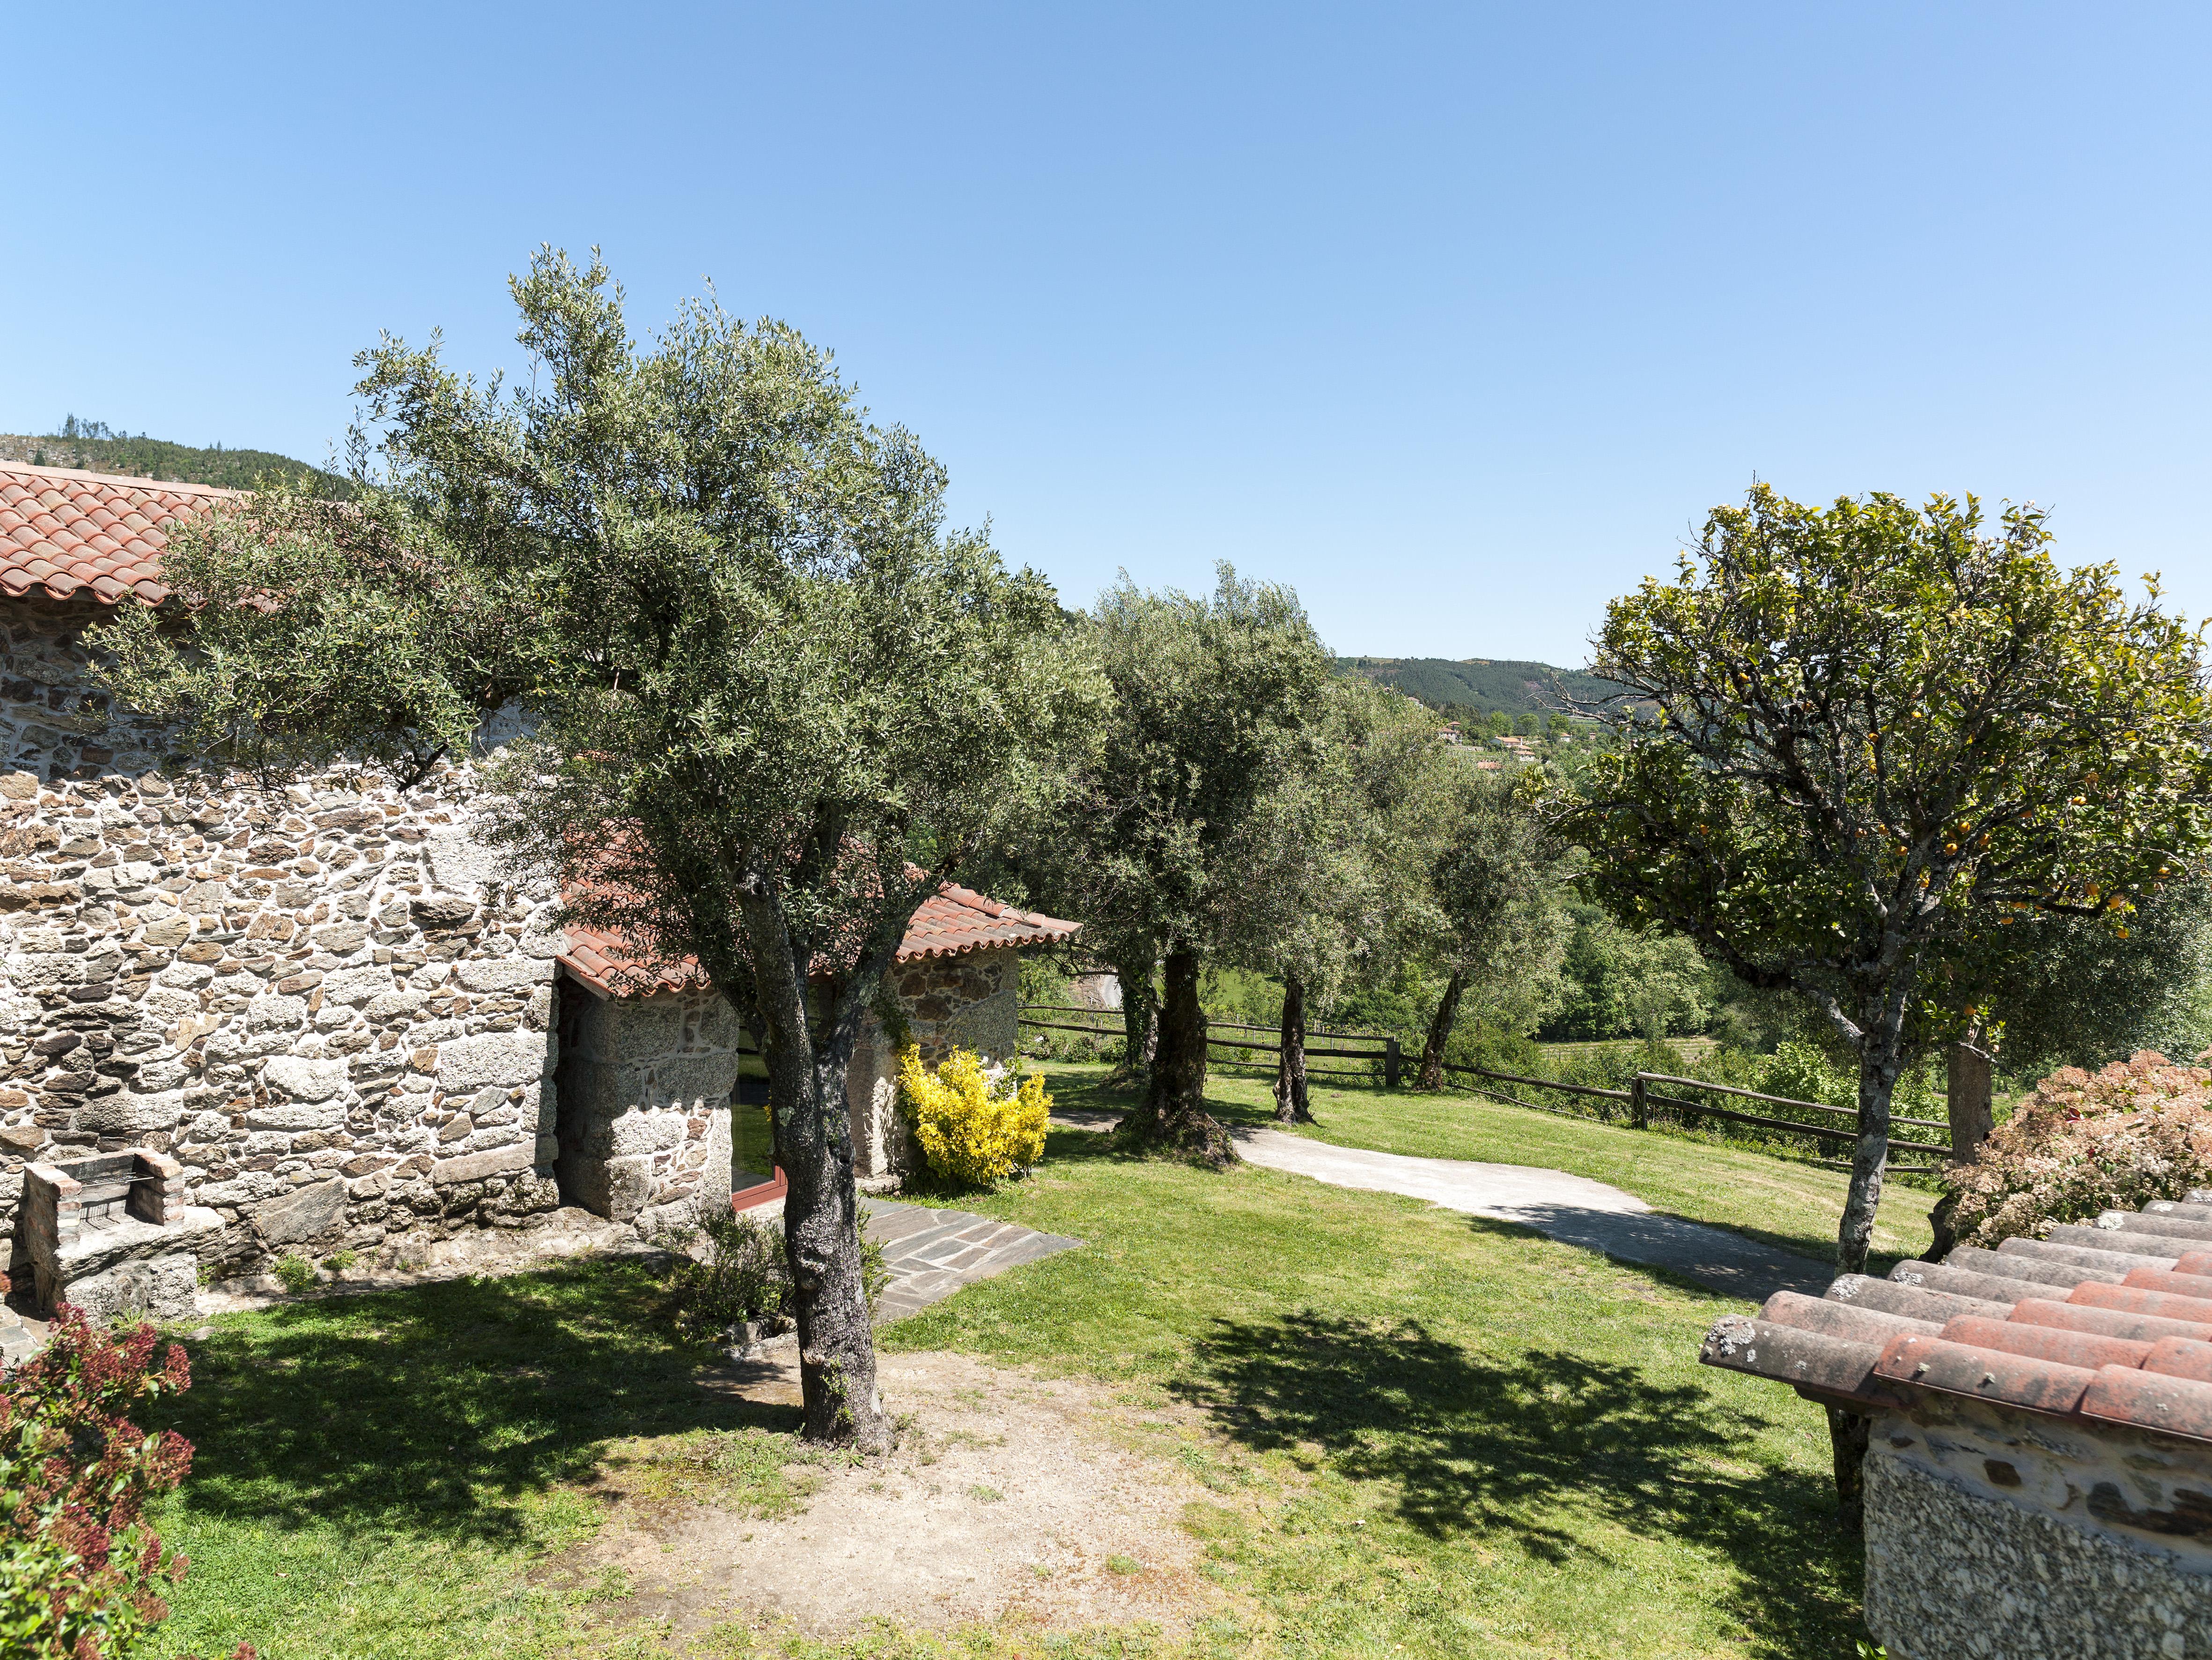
xmin=567 ymin=1348 xmax=1230 ymax=1643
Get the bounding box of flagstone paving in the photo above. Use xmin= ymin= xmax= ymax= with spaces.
xmin=861 ymin=1197 xmax=1083 ymax=1322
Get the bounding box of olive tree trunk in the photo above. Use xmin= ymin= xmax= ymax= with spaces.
xmin=1121 ymin=946 xmax=1236 ymax=1165
xmin=1110 ymin=949 xmax=1159 ymax=1084
xmin=1273 ymin=974 xmax=1311 ymax=1123
xmin=1416 ymin=969 xmax=1466 ymax=1091
xmin=735 ymin=899 xmax=894 ymax=1454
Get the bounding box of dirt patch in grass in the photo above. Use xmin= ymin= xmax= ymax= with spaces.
xmin=552 ymin=1348 xmax=1231 ymax=1643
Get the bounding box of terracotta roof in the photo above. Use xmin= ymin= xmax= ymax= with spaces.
xmin=0 ymin=460 xmax=234 ymax=605
xmin=1703 ymin=1193 xmax=2212 ymax=1446
xmin=557 ymin=881 xmax=1079 ymax=998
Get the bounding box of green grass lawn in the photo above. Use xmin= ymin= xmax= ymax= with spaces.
xmin=139 ymin=1069 xmax=1886 ymax=1659
xmin=1037 ymin=1059 xmax=1936 ymax=1271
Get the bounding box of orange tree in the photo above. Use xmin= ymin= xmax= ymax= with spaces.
xmin=1563 ymin=484 xmax=2212 ymax=1283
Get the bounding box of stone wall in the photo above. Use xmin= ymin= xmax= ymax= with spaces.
xmin=0 ymin=597 xmax=1041 ymax=1265
xmin=0 ymin=599 xmax=568 ymax=1271
xmin=1864 ymin=1394 xmax=2212 ymax=1659
xmin=553 ymin=981 xmax=734 ymax=1236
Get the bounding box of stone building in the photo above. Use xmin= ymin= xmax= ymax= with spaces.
xmin=0 ymin=459 xmax=1075 ymax=1299
xmin=1703 ymin=1194 xmax=2212 ymax=1658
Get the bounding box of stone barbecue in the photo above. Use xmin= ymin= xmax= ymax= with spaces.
xmin=1703 ymin=1193 xmax=2212 ymax=1659
xmin=21 ymin=1147 xmax=220 ymax=1322
xmin=0 ymin=459 xmax=1079 ymax=1301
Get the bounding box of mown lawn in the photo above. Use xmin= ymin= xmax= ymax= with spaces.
xmin=1034 ymin=1059 xmax=1937 ymax=1271
xmin=142 ymin=1070 xmax=1882 ymax=1659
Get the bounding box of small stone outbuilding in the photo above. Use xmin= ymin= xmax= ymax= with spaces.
xmin=554 ymin=886 xmax=1074 ymax=1220
xmin=0 ymin=459 xmax=1075 ymax=1299
xmin=1704 ymin=1194 xmax=2212 ymax=1658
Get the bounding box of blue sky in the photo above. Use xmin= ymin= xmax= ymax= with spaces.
xmin=3 ymin=3 xmax=2206 ymax=665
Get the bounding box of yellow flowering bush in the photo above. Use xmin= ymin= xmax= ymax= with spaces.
xmin=896 ymin=1045 xmax=1050 ymax=1186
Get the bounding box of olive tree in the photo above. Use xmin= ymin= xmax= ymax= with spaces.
xmin=1033 ymin=568 xmax=1334 ymax=1161
xmin=1227 ymin=674 xmax=1448 ymax=1121
xmin=1413 ymin=772 xmax=1574 ymax=1088
xmin=101 ymin=250 xmax=1104 ymax=1451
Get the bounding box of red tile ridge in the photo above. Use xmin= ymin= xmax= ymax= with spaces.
xmin=0 ymin=459 xmax=240 ymax=498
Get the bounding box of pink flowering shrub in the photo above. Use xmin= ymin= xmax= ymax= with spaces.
xmin=0 ymin=1275 xmax=247 ymax=1659
xmin=1944 ymin=1051 xmax=2212 ymax=1249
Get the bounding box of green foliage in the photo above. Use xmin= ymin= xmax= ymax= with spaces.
xmin=1421 ymin=774 xmax=1576 ymax=1039
xmin=1975 ymin=878 xmax=2212 ymax=1073
xmin=1340 ymin=656 xmax=1616 ymax=717
xmin=667 ymin=1209 xmax=889 ymax=1331
xmin=666 ymin=1210 xmax=793 ymax=1334
xmin=1569 ymin=486 xmax=2212 ymax=1042
xmin=1040 ymin=565 xmax=1335 ymax=967
xmin=0 ymin=1292 xmax=206 ymax=1660
xmin=272 ymin=1255 xmax=317 ymax=1295
xmin=15 ymin=418 xmax=336 ymax=493
xmin=1542 ymin=903 xmax=1712 ymax=1041
xmin=1564 ymin=483 xmax=2212 ymax=1264
xmin=1226 ymin=672 xmax=1454 ymax=1012
xmin=98 ymin=475 xmax=520 ymax=790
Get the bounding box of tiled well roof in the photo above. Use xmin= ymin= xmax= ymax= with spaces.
xmin=1702 ymin=1193 xmax=2212 ymax=1446
xmin=0 ymin=460 xmax=233 ymax=605
xmin=558 ymin=882 xmax=1079 ymax=998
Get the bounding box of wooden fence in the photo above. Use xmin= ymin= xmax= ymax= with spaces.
xmin=1019 ymin=1004 xmax=1952 ymax=1174
xmin=1019 ymin=1004 xmax=1402 ymax=1085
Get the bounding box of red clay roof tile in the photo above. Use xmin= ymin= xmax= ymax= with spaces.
xmin=558 ymin=882 xmax=1078 ymax=1000
xmin=0 ymin=460 xmax=234 ymax=605
xmin=1703 ymin=1188 xmax=2212 ymax=1448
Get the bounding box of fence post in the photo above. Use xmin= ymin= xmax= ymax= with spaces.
xmin=1630 ymin=1074 xmax=1648 ymax=1131
xmin=1384 ymin=1037 xmax=1401 ymax=1090
xmin=1946 ymin=1039 xmax=1993 ymax=1162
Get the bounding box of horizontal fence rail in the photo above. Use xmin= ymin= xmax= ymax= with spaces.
xmin=1017 ymin=1005 xmax=1953 ymax=1168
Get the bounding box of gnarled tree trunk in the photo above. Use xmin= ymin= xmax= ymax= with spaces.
xmin=736 ymin=903 xmax=894 ymax=1454
xmin=1121 ymin=946 xmax=1236 ymax=1165
xmin=1416 ymin=968 xmax=1465 ymax=1091
xmin=1274 ymin=974 xmax=1311 ymax=1123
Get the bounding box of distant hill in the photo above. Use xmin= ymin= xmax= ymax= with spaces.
xmin=1342 ymin=657 xmax=1619 ymax=717
xmin=0 ymin=418 xmax=334 ymax=493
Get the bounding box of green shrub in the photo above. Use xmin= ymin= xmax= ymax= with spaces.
xmin=669 ymin=1210 xmax=891 ymax=1339
xmin=668 ymin=1211 xmax=792 ymax=1337
xmin=271 ymin=1255 xmax=317 ymax=1295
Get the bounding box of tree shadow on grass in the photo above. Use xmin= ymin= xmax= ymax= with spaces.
xmin=150 ymin=1256 xmax=795 ymax=1549
xmin=1172 ymin=1306 xmax=1861 ymax=1658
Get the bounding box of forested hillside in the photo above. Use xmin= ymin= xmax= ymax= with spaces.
xmin=1343 ymin=655 xmax=1616 ymax=716
xmin=0 ymin=417 xmax=332 ymax=492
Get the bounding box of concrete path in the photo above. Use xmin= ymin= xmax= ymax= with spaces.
xmin=861 ymin=1198 xmax=1082 ymax=1322
xmin=1227 ymin=1128 xmax=1829 ymax=1300
xmin=1045 ymin=1109 xmax=1825 ymax=1301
